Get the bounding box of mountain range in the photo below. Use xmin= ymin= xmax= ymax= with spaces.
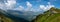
xmin=0 ymin=7 xmax=60 ymax=22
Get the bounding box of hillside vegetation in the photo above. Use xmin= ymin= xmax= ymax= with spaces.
xmin=32 ymin=7 xmax=60 ymax=22
xmin=0 ymin=14 xmax=14 ymax=22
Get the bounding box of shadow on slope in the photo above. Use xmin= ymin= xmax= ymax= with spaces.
xmin=0 ymin=9 xmax=29 ymax=22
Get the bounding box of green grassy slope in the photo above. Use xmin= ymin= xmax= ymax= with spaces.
xmin=32 ymin=7 xmax=60 ymax=22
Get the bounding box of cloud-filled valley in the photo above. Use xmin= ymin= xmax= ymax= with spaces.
xmin=0 ymin=0 xmax=60 ymax=21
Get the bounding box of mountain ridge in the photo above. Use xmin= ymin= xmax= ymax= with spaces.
xmin=32 ymin=7 xmax=60 ymax=22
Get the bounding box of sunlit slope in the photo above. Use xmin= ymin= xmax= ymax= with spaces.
xmin=32 ymin=7 xmax=60 ymax=22
xmin=0 ymin=14 xmax=14 ymax=22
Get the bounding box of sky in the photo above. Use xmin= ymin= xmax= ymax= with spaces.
xmin=0 ymin=0 xmax=60 ymax=12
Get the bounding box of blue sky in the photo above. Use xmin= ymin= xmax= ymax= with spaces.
xmin=16 ymin=0 xmax=60 ymax=12
xmin=16 ymin=0 xmax=60 ymax=8
xmin=0 ymin=0 xmax=60 ymax=12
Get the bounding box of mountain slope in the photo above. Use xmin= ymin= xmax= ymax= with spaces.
xmin=0 ymin=9 xmax=29 ymax=22
xmin=0 ymin=9 xmax=14 ymax=22
xmin=32 ymin=7 xmax=60 ymax=22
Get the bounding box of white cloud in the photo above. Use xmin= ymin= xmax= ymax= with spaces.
xmin=26 ymin=1 xmax=32 ymax=8
xmin=39 ymin=5 xmax=48 ymax=11
xmin=5 ymin=0 xmax=16 ymax=9
xmin=26 ymin=1 xmax=32 ymax=11
xmin=0 ymin=3 xmax=6 ymax=10
xmin=0 ymin=0 xmax=16 ymax=10
xmin=39 ymin=2 xmax=55 ymax=11
xmin=14 ymin=6 xmax=24 ymax=11
xmin=30 ymin=8 xmax=36 ymax=12
xmin=40 ymin=5 xmax=45 ymax=9
xmin=0 ymin=0 xmax=6 ymax=10
xmin=5 ymin=0 xmax=16 ymax=6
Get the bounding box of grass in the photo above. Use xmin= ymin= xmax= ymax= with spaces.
xmin=34 ymin=13 xmax=60 ymax=22
xmin=33 ymin=7 xmax=60 ymax=22
xmin=0 ymin=14 xmax=14 ymax=22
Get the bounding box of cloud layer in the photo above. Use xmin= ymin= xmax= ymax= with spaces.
xmin=39 ymin=2 xmax=55 ymax=11
xmin=14 ymin=5 xmax=24 ymax=11
xmin=0 ymin=0 xmax=55 ymax=12
xmin=0 ymin=0 xmax=16 ymax=10
xmin=25 ymin=1 xmax=32 ymax=11
xmin=5 ymin=0 xmax=16 ymax=9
